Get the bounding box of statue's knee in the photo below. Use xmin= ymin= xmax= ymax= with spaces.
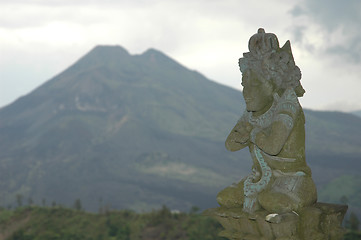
xmin=216 ymin=181 xmax=244 ymax=208
xmin=258 ymin=192 xmax=296 ymax=213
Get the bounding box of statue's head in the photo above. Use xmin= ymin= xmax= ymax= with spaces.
xmin=239 ymin=28 xmax=304 ymax=112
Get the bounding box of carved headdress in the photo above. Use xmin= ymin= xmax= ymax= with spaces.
xmin=239 ymin=28 xmax=305 ymax=97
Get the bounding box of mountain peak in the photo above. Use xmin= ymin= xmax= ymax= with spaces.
xmin=141 ymin=48 xmax=170 ymax=60
xmin=140 ymin=48 xmax=182 ymax=68
xmin=91 ymin=45 xmax=130 ymax=56
xmin=142 ymin=48 xmax=163 ymax=55
xmin=62 ymin=45 xmax=131 ymax=75
xmin=83 ymin=45 xmax=130 ymax=62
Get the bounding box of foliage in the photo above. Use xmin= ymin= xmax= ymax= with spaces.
xmin=0 ymin=206 xmax=226 ymax=240
xmin=0 ymin=208 xmax=15 ymax=223
xmin=3 ymin=206 xmax=361 ymax=240
xmin=344 ymin=211 xmax=361 ymax=240
xmin=344 ymin=231 xmax=361 ymax=240
xmin=318 ymin=174 xmax=361 ymax=221
xmin=349 ymin=212 xmax=360 ymax=231
xmin=73 ymin=199 xmax=82 ymax=211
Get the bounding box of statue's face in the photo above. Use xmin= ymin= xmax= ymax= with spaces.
xmin=241 ymin=69 xmax=274 ymax=113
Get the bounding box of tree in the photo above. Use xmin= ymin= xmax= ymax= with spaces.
xmin=190 ymin=206 xmax=200 ymax=214
xmin=27 ymin=197 xmax=33 ymax=206
xmin=74 ymin=198 xmax=82 ymax=211
xmin=98 ymin=197 xmax=104 ymax=214
xmin=16 ymin=194 xmax=23 ymax=208
xmin=340 ymin=195 xmax=349 ymax=205
xmin=349 ymin=212 xmax=360 ymax=231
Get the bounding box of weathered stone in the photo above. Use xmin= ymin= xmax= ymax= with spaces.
xmin=204 ymin=203 xmax=347 ymax=240
xmin=205 ymin=28 xmax=347 ymax=240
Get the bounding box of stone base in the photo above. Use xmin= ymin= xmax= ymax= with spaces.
xmin=203 ymin=202 xmax=347 ymax=240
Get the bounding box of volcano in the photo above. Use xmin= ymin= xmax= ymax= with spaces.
xmin=0 ymin=45 xmax=360 ymax=212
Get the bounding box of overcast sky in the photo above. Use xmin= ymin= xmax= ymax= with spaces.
xmin=1 ymin=0 xmax=361 ymax=112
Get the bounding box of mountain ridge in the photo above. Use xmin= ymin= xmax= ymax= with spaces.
xmin=0 ymin=45 xmax=246 ymax=211
xmin=0 ymin=45 xmax=360 ymax=213
xmin=352 ymin=110 xmax=361 ymax=118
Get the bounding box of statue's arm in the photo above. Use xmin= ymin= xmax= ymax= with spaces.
xmin=225 ymin=119 xmax=252 ymax=151
xmin=250 ymin=113 xmax=294 ymax=155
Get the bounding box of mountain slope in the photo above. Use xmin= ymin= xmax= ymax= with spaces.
xmin=0 ymin=45 xmax=360 ymax=212
xmin=352 ymin=110 xmax=361 ymax=118
xmin=304 ymin=109 xmax=361 ymax=192
xmin=0 ymin=46 xmax=248 ymax=211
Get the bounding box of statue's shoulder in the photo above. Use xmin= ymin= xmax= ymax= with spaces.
xmin=275 ymin=88 xmax=301 ymax=118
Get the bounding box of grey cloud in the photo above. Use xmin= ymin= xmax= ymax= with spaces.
xmin=297 ymin=0 xmax=361 ymax=30
xmin=288 ymin=25 xmax=316 ymax=54
xmin=291 ymin=25 xmax=306 ymax=43
xmin=0 ymin=4 xmax=107 ymax=29
xmin=290 ymin=0 xmax=361 ymax=63
xmin=289 ymin=5 xmax=306 ymax=17
xmin=326 ymin=38 xmax=361 ymax=63
xmin=0 ymin=0 xmax=157 ymax=7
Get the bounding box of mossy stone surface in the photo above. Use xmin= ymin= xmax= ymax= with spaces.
xmin=208 ymin=28 xmax=348 ymax=240
xmin=204 ymin=203 xmax=347 ymax=240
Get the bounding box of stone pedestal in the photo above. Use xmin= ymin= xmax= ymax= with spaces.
xmin=204 ymin=202 xmax=347 ymax=240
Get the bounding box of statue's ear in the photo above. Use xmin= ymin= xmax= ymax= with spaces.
xmin=281 ymin=40 xmax=295 ymax=64
xmin=281 ymin=40 xmax=292 ymax=54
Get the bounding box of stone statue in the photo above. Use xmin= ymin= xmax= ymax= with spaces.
xmin=204 ymin=28 xmax=347 ymax=240
xmin=217 ymin=28 xmax=317 ymax=216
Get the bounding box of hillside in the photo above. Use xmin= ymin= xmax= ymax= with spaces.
xmin=304 ymin=110 xmax=361 ymax=187
xmin=0 ymin=46 xmax=247 ymax=212
xmin=352 ymin=110 xmax=361 ymax=118
xmin=0 ymin=45 xmax=360 ymax=213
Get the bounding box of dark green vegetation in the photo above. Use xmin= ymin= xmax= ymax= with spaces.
xmin=0 ymin=206 xmax=225 ymax=240
xmin=344 ymin=212 xmax=361 ymax=240
xmin=1 ymin=206 xmax=360 ymax=240
xmin=0 ymin=46 xmax=360 ymax=216
xmin=344 ymin=232 xmax=361 ymax=240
